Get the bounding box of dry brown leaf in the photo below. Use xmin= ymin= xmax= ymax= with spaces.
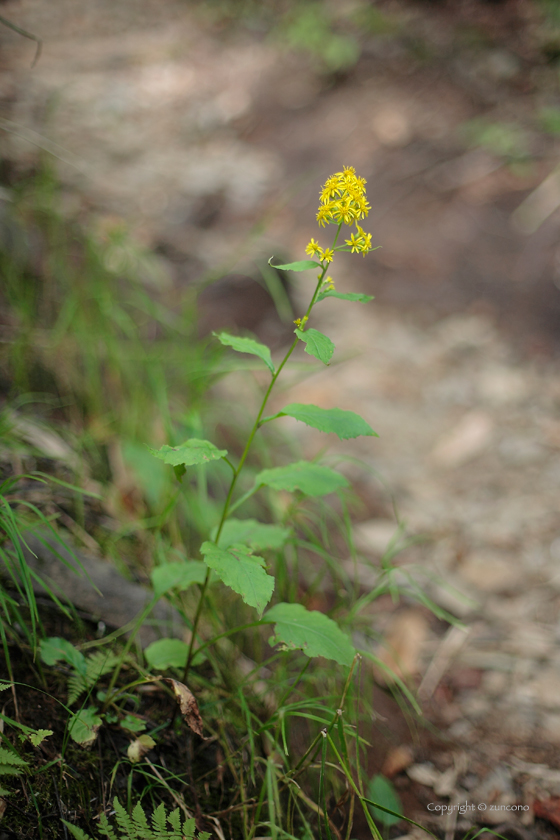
xmin=382 ymin=745 xmax=414 ymax=778
xmin=373 ymin=609 xmax=429 ymax=686
xmin=165 ymin=679 xmax=206 ymax=738
xmin=0 ymin=798 xmax=6 ymax=820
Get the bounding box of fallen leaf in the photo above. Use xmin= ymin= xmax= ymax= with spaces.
xmin=164 ymin=679 xmax=205 ymax=738
xmin=382 ymin=745 xmax=414 ymax=778
xmin=373 ymin=609 xmax=429 ymax=686
xmin=127 ymin=734 xmax=156 ymax=764
xmin=534 ymin=796 xmax=560 ymax=830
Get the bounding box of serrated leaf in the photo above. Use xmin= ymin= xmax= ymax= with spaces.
xmin=127 ymin=734 xmax=155 ymax=764
xmin=200 ymin=542 xmax=274 ymax=615
xmin=367 ymin=774 xmax=403 ymax=827
xmin=295 ymin=328 xmax=335 ymax=365
xmin=40 ymin=637 xmax=87 ymax=676
xmin=0 ymin=683 xmax=11 ymax=692
xmin=268 ymin=258 xmax=321 ymax=272
xmin=269 ymin=403 xmax=377 ymax=440
xmin=151 ymin=561 xmax=207 ymax=599
xmin=263 ymin=603 xmax=355 ymax=666
xmin=28 ymin=729 xmax=53 ymax=747
xmin=213 ymin=332 xmax=275 ymax=373
xmin=215 ymin=518 xmax=291 ymax=550
xmin=148 ymin=439 xmax=227 ymax=467
xmin=145 ymin=638 xmax=189 ymax=670
xmin=255 ymin=461 xmax=349 ymax=496
xmin=68 ymin=707 xmax=102 ymax=746
xmin=317 ymin=290 xmax=374 ymax=303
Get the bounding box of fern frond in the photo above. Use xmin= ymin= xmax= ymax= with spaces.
xmin=167 ymin=808 xmax=181 ymax=834
xmin=132 ymin=801 xmax=151 ymax=838
xmin=62 ymin=821 xmax=94 ymax=840
xmin=113 ymin=798 xmax=136 ymax=837
xmin=151 ymin=803 xmax=167 ymax=836
xmin=98 ymin=811 xmax=119 ymax=840
xmin=182 ymin=817 xmax=196 ymax=840
xmin=68 ymin=651 xmax=119 ymax=704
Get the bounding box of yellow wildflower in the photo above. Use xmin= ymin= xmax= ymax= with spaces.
xmin=305 ymin=238 xmax=321 ymax=257
xmin=345 ymin=232 xmax=363 ymax=254
xmin=321 ymin=248 xmax=334 ymax=263
xmin=293 ymin=315 xmax=309 ymax=329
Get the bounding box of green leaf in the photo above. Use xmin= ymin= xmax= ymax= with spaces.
xmin=62 ymin=822 xmax=93 ymax=840
xmin=145 ymin=638 xmax=189 ymax=670
xmin=263 ymin=603 xmax=355 ymax=666
xmin=268 ymin=258 xmax=321 ymax=272
xmin=213 ymin=332 xmax=275 ymax=373
xmin=200 ymin=542 xmax=274 ymax=616
xmin=269 ymin=403 xmax=377 ymax=440
xmin=68 ymin=707 xmax=102 ymax=746
xmin=367 ymin=774 xmax=403 ymax=827
xmin=147 ymin=439 xmax=227 ymax=467
xmin=119 ymin=715 xmax=146 ymax=733
xmin=295 ymin=328 xmax=335 ymax=365
xmin=173 ymin=464 xmax=186 ymax=482
xmin=28 ymin=729 xmax=53 ymax=747
xmin=0 ymin=746 xmax=28 ymax=772
xmin=40 ymin=637 xmax=87 ymax=676
xmin=215 ymin=518 xmax=292 ymax=550
xmin=317 ymin=290 xmax=374 ymax=303
xmin=255 ymin=461 xmax=349 ymax=496
xmin=151 ymin=561 xmax=207 ymax=599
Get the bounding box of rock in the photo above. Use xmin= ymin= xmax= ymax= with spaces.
xmin=530 ymin=670 xmax=560 ymax=710
xmin=458 ymin=551 xmax=525 ymax=594
xmin=2 ymin=532 xmax=182 ymax=647
xmin=431 ymin=412 xmax=493 ymax=468
xmin=353 ymin=519 xmax=400 ymax=555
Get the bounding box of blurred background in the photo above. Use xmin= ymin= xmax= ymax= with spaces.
xmin=3 ymin=1 xmax=560 ymax=836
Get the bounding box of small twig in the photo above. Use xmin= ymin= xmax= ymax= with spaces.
xmin=0 ymin=15 xmax=42 ymax=67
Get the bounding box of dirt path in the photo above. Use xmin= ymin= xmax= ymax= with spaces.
xmin=2 ymin=1 xmax=560 ymax=837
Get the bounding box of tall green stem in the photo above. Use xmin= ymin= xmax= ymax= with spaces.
xmin=181 ymin=226 xmax=341 ymax=685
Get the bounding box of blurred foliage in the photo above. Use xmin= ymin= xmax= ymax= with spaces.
xmin=460 ymin=118 xmax=531 ymax=164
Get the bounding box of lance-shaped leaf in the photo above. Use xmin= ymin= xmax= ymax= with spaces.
xmin=317 ymin=290 xmax=374 ymax=304
xmin=295 ymin=328 xmax=335 ymax=365
xmin=214 ymin=332 xmax=275 ymax=373
xmin=215 ymin=518 xmax=292 ymax=551
xmin=268 ymin=258 xmax=321 ymax=272
xmin=151 ymin=561 xmax=207 ymax=599
xmin=255 ymin=461 xmax=348 ymax=497
xmin=200 ymin=542 xmax=274 ymax=615
xmin=266 ymin=403 xmax=377 ymax=440
xmin=263 ymin=603 xmax=355 ymax=666
xmin=148 ymin=439 xmax=227 ymax=467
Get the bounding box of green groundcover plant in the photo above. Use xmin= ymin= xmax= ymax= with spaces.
xmin=0 ymin=167 xmax=511 ymax=840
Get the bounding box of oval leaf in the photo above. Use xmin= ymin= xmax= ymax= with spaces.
xmin=213 ymin=332 xmax=275 ymax=373
xmin=263 ymin=603 xmax=355 ymax=666
xmin=317 ymin=290 xmax=374 ymax=303
xmin=215 ymin=518 xmax=292 ymax=551
xmin=255 ymin=461 xmax=349 ymax=496
xmin=68 ymin=707 xmax=102 ymax=746
xmin=200 ymin=542 xmax=274 ymax=616
xmin=268 ymin=258 xmax=321 ymax=272
xmin=40 ymin=637 xmax=87 ymax=676
xmin=270 ymin=403 xmax=377 ymax=440
xmin=145 ymin=638 xmax=189 ymax=670
xmin=295 ymin=328 xmax=335 ymax=365
xmin=151 ymin=561 xmax=207 ymax=599
xmin=148 ymin=439 xmax=227 ymax=467
xmin=367 ymin=774 xmax=403 ymax=827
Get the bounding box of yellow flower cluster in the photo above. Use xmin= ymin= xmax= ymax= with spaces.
xmin=317 ymin=166 xmax=370 ymax=228
xmin=304 ymin=167 xmax=375 ymax=262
